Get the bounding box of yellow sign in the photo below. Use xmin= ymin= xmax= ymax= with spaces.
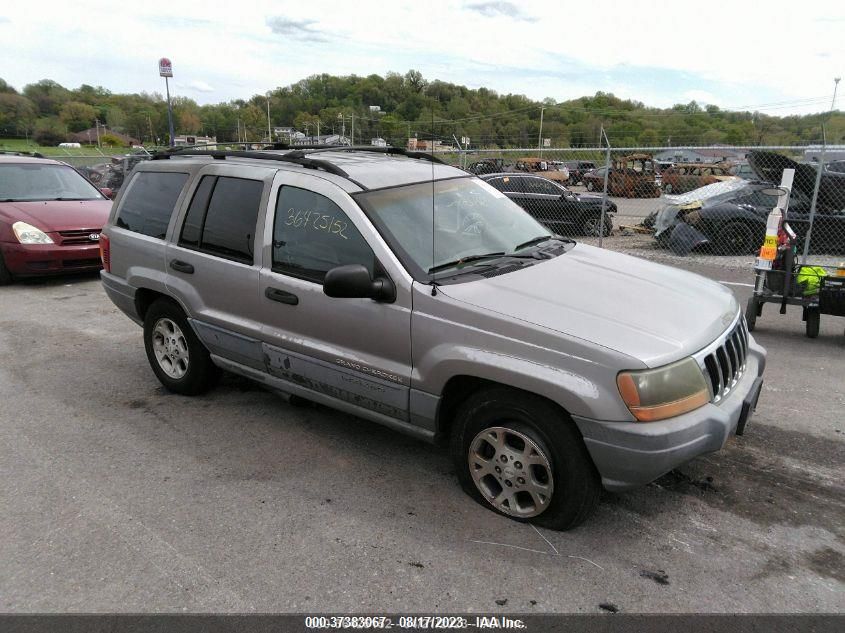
xmin=763 ymin=235 xmax=777 ymax=248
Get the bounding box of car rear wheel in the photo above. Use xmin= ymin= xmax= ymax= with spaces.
xmin=586 ymin=181 xmax=595 ymax=192
xmin=450 ymin=387 xmax=601 ymax=531
xmin=663 ymin=183 xmax=673 ymax=194
xmin=143 ymin=298 xmax=219 ymax=395
xmin=715 ymin=222 xmax=759 ymax=255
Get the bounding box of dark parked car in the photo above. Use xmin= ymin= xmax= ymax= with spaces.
xmin=481 ymin=172 xmax=615 ymax=236
xmin=561 ymin=160 xmax=597 ymax=185
xmin=467 ymin=158 xmax=506 ymax=175
xmin=0 ymin=154 xmax=112 ymax=284
xmin=581 ymin=166 xmax=608 ymax=192
xmin=652 ymin=179 xmax=845 ymax=255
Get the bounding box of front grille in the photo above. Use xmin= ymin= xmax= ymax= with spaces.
xmin=701 ymin=317 xmax=749 ymax=403
xmin=62 ymin=258 xmax=101 ymax=268
xmin=58 ymin=229 xmax=101 ymax=245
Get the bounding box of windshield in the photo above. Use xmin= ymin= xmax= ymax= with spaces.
xmin=357 ymin=177 xmax=557 ymax=280
xmin=0 ymin=163 xmax=104 ymax=202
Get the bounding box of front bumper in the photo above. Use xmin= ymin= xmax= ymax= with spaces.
xmin=573 ymin=337 xmax=766 ymax=491
xmin=1 ymin=241 xmax=102 ymax=276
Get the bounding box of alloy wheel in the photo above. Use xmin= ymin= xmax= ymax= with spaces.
xmin=151 ymin=318 xmax=190 ymax=379
xmin=468 ymin=426 xmax=554 ymax=518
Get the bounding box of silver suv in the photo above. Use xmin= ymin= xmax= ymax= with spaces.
xmin=100 ymin=147 xmax=766 ymax=530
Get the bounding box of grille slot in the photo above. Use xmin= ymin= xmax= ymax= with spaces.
xmin=701 ymin=317 xmax=749 ymax=403
xmin=478 ymin=264 xmax=526 ymax=278
xmin=58 ymin=229 xmax=101 ymax=245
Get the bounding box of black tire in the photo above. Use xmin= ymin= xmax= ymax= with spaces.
xmin=0 ymin=254 xmax=12 ymax=286
xmin=581 ymin=215 xmax=611 ymax=237
xmin=715 ymin=221 xmax=759 ymax=255
xmin=663 ymin=183 xmax=673 ymax=194
xmin=806 ymin=309 xmax=820 ymax=339
xmin=143 ymin=298 xmax=219 ymax=395
xmin=745 ymin=296 xmax=759 ymax=332
xmin=450 ymin=387 xmax=601 ymax=531
xmin=586 ymin=180 xmax=595 ymax=192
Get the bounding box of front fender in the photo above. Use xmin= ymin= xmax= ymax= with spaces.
xmin=416 ymin=344 xmax=632 ymax=422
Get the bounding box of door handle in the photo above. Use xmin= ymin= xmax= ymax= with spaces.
xmin=265 ymin=287 xmax=299 ymax=305
xmin=169 ymin=259 xmax=194 ymax=274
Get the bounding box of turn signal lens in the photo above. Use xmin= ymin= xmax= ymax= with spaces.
xmin=617 ymin=357 xmax=710 ymax=422
xmin=99 ymin=233 xmax=111 ymax=272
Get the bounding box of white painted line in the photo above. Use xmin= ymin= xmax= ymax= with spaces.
xmin=719 ymin=281 xmax=755 ymax=287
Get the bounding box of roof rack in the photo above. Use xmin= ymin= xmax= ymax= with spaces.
xmin=295 ymin=145 xmax=446 ymax=164
xmin=151 ymin=149 xmax=367 ymax=189
xmin=0 ymin=150 xmax=46 ymax=158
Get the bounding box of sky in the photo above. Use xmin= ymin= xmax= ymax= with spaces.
xmin=1 ymin=0 xmax=843 ymax=115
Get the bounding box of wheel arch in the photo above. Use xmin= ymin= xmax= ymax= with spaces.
xmin=434 ymin=371 xmax=608 ymax=442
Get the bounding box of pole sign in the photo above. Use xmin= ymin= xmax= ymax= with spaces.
xmin=158 ymin=58 xmax=173 ymax=78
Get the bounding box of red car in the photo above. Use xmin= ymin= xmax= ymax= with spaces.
xmin=0 ymin=154 xmax=112 ymax=284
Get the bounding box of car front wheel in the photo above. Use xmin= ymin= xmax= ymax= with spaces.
xmin=0 ymin=254 xmax=12 ymax=286
xmin=450 ymin=387 xmax=601 ymax=531
xmin=581 ymin=216 xmax=612 ymax=237
xmin=143 ymin=298 xmax=219 ymax=395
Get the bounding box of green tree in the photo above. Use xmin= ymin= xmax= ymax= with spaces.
xmin=59 ymin=101 xmax=97 ymax=132
xmin=33 ymin=117 xmax=68 ymax=145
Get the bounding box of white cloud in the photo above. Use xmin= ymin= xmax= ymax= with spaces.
xmin=0 ymin=0 xmax=841 ymax=115
xmin=190 ymin=80 xmax=214 ymax=93
xmin=683 ymin=90 xmax=720 ymax=106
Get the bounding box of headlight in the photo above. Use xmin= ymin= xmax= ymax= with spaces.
xmin=12 ymin=221 xmax=54 ymax=244
xmin=617 ymin=357 xmax=710 ymax=422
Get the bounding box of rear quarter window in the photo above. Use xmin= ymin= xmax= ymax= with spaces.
xmin=115 ymin=171 xmax=188 ymax=239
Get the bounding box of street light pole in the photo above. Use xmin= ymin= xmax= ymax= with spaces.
xmin=538 ymin=106 xmax=545 ymax=157
xmin=266 ymin=93 xmax=272 ymax=142
xmin=164 ymin=76 xmax=175 ymax=147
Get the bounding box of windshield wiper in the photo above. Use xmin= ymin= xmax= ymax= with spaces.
xmin=44 ymin=197 xmax=95 ymax=201
xmin=428 ymin=252 xmax=506 ymax=274
xmin=513 ymin=234 xmax=572 ymax=251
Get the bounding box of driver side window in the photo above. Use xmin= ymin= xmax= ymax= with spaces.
xmin=272 ymin=186 xmax=375 ymax=283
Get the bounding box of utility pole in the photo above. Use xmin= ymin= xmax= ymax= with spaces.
xmin=538 ymin=106 xmax=545 ymax=157
xmin=316 ymin=119 xmax=320 ymax=143
xmin=351 ymin=113 xmax=354 ymax=146
xmin=95 ymin=119 xmax=101 ymax=148
xmin=266 ymin=93 xmax=272 ymax=142
xmin=147 ymin=115 xmax=154 ymax=146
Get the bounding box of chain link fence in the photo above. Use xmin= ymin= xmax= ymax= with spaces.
xmin=436 ymin=145 xmax=845 ymax=270
xmin=32 ymin=141 xmax=844 ymax=271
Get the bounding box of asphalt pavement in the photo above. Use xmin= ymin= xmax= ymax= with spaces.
xmin=0 ymin=254 xmax=843 ymax=613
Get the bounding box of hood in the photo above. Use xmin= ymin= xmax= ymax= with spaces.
xmin=0 ymin=200 xmax=112 ymax=233
xmin=439 ymin=243 xmax=738 ymax=368
xmin=748 ymin=150 xmax=845 ymax=211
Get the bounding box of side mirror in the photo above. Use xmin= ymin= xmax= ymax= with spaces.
xmin=323 ymin=264 xmax=395 ymax=302
xmin=100 ymin=187 xmax=114 ymax=199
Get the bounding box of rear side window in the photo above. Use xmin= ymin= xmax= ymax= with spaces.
xmin=178 ymin=176 xmax=264 ymax=264
xmin=116 ymin=171 xmax=188 ymax=239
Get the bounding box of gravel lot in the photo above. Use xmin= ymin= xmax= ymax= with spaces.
xmin=0 ymin=252 xmax=843 ymax=613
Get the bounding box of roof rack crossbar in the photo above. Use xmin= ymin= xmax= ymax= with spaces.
xmin=150 ymin=149 xmax=358 ymax=182
xmin=297 ymin=145 xmax=446 ymax=164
